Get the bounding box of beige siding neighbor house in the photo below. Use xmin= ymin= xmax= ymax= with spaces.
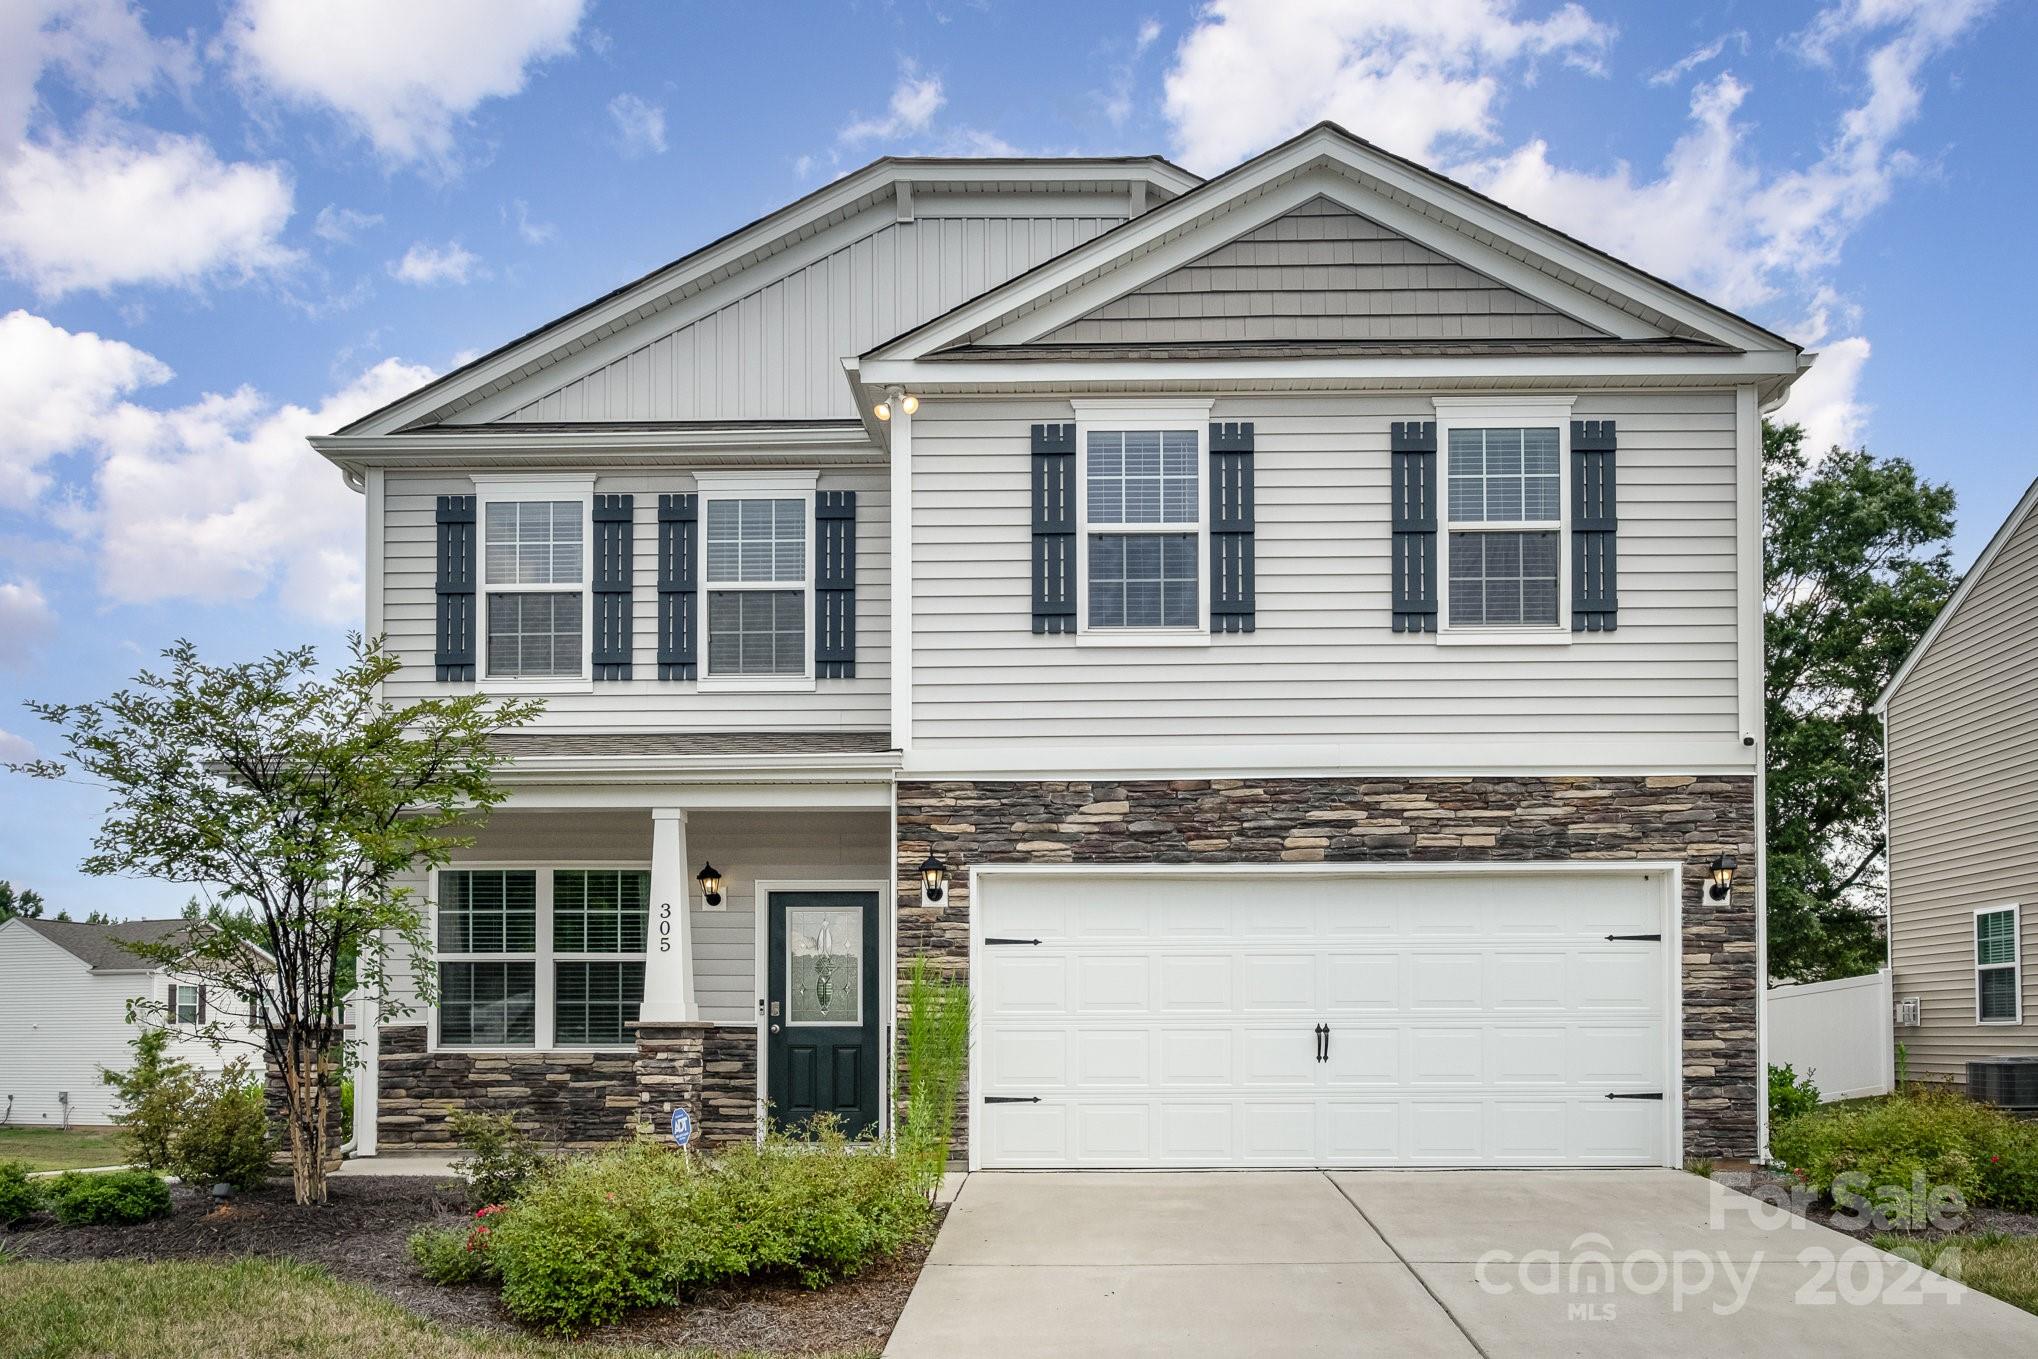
xmin=1880 ymin=477 xmax=2038 ymax=1082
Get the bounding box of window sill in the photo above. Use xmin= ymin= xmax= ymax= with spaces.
xmin=1074 ymin=631 xmax=1212 ymax=649
xmin=1977 ymin=1017 xmax=2024 ymax=1026
xmin=1434 ymin=630 xmax=1574 ymax=648
xmin=696 ymin=675 xmax=818 ymax=693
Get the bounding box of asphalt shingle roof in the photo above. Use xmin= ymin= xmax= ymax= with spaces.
xmin=17 ymin=917 xmax=188 ymax=972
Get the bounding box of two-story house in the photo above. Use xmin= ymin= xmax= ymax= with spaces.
xmin=314 ymin=123 xmax=1803 ymax=1169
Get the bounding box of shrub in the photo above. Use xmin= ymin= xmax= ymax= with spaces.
xmin=1769 ymin=1063 xmax=1822 ymax=1127
xmin=448 ymin=1110 xmax=549 ymax=1209
xmin=100 ymin=1029 xmax=198 ymax=1170
xmin=409 ymin=1211 xmax=503 ymax=1285
xmin=897 ymin=958 xmax=969 ymax=1201
xmin=1771 ymin=1088 xmax=2038 ymax=1225
xmin=0 ymin=1161 xmax=42 ymax=1227
xmin=45 ymin=1170 xmax=172 ymax=1226
xmin=485 ymin=1126 xmax=931 ymax=1334
xmin=169 ymin=1059 xmax=270 ymax=1190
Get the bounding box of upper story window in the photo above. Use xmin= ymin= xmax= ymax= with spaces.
xmin=475 ymin=476 xmax=594 ymax=687
xmin=1977 ymin=905 xmax=2021 ymax=1024
xmin=1073 ymin=400 xmax=1212 ymax=640
xmin=696 ymin=471 xmax=817 ymax=689
xmin=1434 ymin=399 xmax=1573 ymax=635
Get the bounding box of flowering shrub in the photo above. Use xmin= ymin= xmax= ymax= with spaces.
xmin=408 ymin=1205 xmax=503 ymax=1286
xmin=1771 ymin=1087 xmax=2038 ymax=1224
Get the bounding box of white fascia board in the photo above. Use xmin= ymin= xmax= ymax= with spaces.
xmin=309 ymin=423 xmax=881 ymax=472
xmin=1875 ymin=473 xmax=2038 ymax=713
xmin=860 ymin=349 xmax=1799 ymax=389
xmin=498 ymin=779 xmax=895 ymax=810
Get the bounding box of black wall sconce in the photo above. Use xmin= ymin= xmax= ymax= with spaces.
xmin=919 ymin=853 xmax=949 ymax=903
xmin=696 ymin=862 xmax=723 ymax=908
xmin=1708 ymin=853 xmax=1737 ymax=901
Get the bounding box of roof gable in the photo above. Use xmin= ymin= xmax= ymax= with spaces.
xmin=1033 ymin=195 xmax=1608 ymax=346
xmin=1877 ymin=475 xmax=2038 ymax=712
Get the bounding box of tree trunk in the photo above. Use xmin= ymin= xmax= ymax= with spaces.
xmin=277 ymin=1026 xmax=334 ymax=1205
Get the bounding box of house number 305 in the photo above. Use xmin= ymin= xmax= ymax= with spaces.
xmin=658 ymin=901 xmax=672 ymax=952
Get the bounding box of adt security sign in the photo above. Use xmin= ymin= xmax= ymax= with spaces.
xmin=669 ymin=1106 xmax=692 ymax=1148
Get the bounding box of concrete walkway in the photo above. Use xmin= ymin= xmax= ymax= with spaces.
xmin=332 ymin=1151 xmax=462 ymax=1178
xmin=884 ymin=1169 xmax=2038 ymax=1358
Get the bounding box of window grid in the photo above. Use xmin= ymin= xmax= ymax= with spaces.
xmin=1448 ymin=531 xmax=1560 ymax=627
xmin=1080 ymin=425 xmax=1205 ymax=633
xmin=484 ymin=500 xmax=583 ymax=586
xmin=707 ymin=590 xmax=806 ymax=675
xmin=1977 ymin=908 xmax=2020 ymax=1023
xmin=478 ymin=492 xmax=587 ymax=683
xmin=439 ymin=961 xmax=537 ymax=1046
xmin=706 ymin=498 xmax=805 ymax=583
xmin=700 ymin=493 xmax=810 ymax=679
xmin=1089 ymin=533 xmax=1198 ymax=628
xmin=486 ymin=592 xmax=584 ymax=679
xmin=1443 ymin=423 xmax=1565 ymax=630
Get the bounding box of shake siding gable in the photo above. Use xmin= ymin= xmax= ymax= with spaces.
xmin=1887 ymin=498 xmax=2038 ymax=1078
xmin=909 ymin=390 xmax=1740 ymax=768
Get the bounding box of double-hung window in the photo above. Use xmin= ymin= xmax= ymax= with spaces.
xmin=1074 ymin=401 xmax=1211 ymax=638
xmin=434 ymin=866 xmax=650 ymax=1049
xmin=697 ymin=471 xmax=815 ymax=688
xmin=476 ymin=476 xmax=593 ymax=685
xmin=1976 ymin=905 xmax=2022 ymax=1024
xmin=1437 ymin=401 xmax=1570 ymax=633
xmin=167 ymin=983 xmax=200 ymax=1026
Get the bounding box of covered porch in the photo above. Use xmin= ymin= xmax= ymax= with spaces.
xmin=354 ymin=740 xmax=896 ymax=1155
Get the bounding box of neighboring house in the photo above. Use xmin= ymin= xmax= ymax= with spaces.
xmin=0 ymin=917 xmax=261 ymax=1126
xmin=1878 ymin=477 xmax=2038 ymax=1083
xmin=313 ymin=123 xmax=1802 ymax=1169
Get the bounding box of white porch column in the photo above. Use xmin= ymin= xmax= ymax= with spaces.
xmin=642 ymin=807 xmax=699 ymax=1022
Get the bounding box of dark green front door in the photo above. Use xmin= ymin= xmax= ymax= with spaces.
xmin=767 ymin=890 xmax=881 ymax=1136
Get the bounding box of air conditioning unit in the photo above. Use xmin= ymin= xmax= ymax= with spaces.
xmin=1894 ymin=997 xmax=1922 ymax=1027
xmin=1968 ymin=1057 xmax=2038 ymax=1110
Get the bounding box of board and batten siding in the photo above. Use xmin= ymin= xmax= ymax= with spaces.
xmin=380 ymin=469 xmax=888 ymax=731
xmin=1886 ymin=500 xmax=2038 ymax=1079
xmin=486 ymin=205 xmax=1126 ymax=424
xmin=908 ymin=390 xmax=1746 ymax=773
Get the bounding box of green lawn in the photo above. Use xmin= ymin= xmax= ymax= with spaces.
xmin=1876 ymin=1234 xmax=2038 ymax=1317
xmin=0 ymin=1258 xmax=878 ymax=1359
xmin=0 ymin=1127 xmax=128 ymax=1172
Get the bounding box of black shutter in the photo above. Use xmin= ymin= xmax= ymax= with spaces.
xmin=1390 ymin=421 xmax=1438 ymax=633
xmin=434 ymin=495 xmax=477 ymax=680
xmin=1031 ymin=423 xmax=1076 ymax=634
xmin=1210 ymin=421 xmax=1255 ymax=633
xmin=196 ymin=986 xmax=208 ymax=1023
xmin=657 ymin=494 xmax=698 ymax=680
xmin=1571 ymin=420 xmax=1618 ymax=631
xmin=815 ymin=491 xmax=857 ymax=678
xmin=592 ymin=494 xmax=634 ymax=680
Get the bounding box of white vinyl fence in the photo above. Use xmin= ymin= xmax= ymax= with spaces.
xmin=1766 ymin=969 xmax=1894 ymax=1102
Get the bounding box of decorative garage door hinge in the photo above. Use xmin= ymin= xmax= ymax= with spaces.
xmin=983 ymin=1095 xmax=1042 ymax=1104
xmin=1605 ymin=1092 xmax=1665 ymax=1100
xmin=1604 ymin=933 xmax=1662 ymax=941
xmin=984 ymin=937 xmax=1042 ymax=945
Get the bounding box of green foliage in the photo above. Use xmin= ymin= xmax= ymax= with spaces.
xmin=168 ymin=1060 xmax=269 ymax=1190
xmin=1764 ymin=420 xmax=1958 ymax=982
xmin=407 ymin=1216 xmax=501 ymax=1285
xmin=485 ymin=1126 xmax=930 ymax=1335
xmin=896 ymin=957 xmax=970 ymax=1199
xmin=0 ymin=881 xmax=46 ymax=921
xmin=1895 ymin=1041 xmax=1910 ymax=1086
xmin=101 ymin=1028 xmax=199 ymax=1171
xmin=340 ymin=1078 xmax=355 ymax=1131
xmin=11 ymin=636 xmax=541 ymax=1204
xmin=45 ymin=1170 xmax=172 ymax=1226
xmin=0 ymin=1160 xmax=43 ymax=1226
xmin=447 ymin=1111 xmax=549 ymax=1209
xmin=1771 ymin=1088 xmax=2038 ymax=1225
xmin=1768 ymin=1063 xmax=1823 ymax=1127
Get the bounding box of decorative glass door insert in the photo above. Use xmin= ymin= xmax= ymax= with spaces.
xmin=786 ymin=905 xmax=862 ymax=1026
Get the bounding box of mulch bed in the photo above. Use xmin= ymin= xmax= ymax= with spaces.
xmin=6 ymin=1175 xmax=943 ymax=1355
xmin=1732 ymin=1169 xmax=2038 ymax=1242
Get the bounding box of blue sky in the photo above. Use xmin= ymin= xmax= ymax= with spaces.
xmin=0 ymin=0 xmax=2028 ymax=919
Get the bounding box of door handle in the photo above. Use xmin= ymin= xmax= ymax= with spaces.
xmin=1314 ymin=1023 xmax=1327 ymax=1062
xmin=1323 ymin=1024 xmax=1330 ymax=1062
xmin=769 ymin=1023 xmax=781 ymax=1034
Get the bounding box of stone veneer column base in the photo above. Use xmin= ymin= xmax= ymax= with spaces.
xmin=631 ymin=1019 xmax=715 ymax=1143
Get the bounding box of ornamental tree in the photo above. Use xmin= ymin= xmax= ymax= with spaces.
xmin=11 ymin=637 xmax=539 ymax=1203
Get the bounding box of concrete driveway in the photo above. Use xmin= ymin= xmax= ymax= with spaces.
xmin=884 ymin=1169 xmax=2038 ymax=1358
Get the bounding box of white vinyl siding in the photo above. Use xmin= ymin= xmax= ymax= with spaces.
xmin=909 ymin=391 xmax=1744 ymax=770
xmin=380 ymin=470 xmax=888 ymax=731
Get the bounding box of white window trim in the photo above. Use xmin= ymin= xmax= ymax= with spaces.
xmin=166 ymin=981 xmax=199 ymax=1026
xmin=1975 ymin=903 xmax=2022 ymax=1026
xmin=1071 ymin=398 xmax=1215 ymax=646
xmin=1433 ymin=396 xmax=1575 ymax=643
xmin=472 ymin=473 xmax=597 ymax=694
xmin=428 ymin=861 xmax=653 ymax=1053
xmin=694 ymin=470 xmax=819 ymax=692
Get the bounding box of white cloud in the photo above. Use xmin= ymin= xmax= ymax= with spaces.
xmin=389 ymin=240 xmax=482 ymax=286
xmin=1162 ymin=0 xmax=1613 ymax=173
xmin=840 ymin=65 xmax=946 ymax=145
xmin=225 ymin=0 xmax=585 ymax=167
xmin=1778 ymin=335 xmax=1873 ymax=457
xmin=0 ymin=727 xmax=34 ymax=763
xmin=1647 ymin=30 xmax=1748 ymax=87
xmin=0 ymin=308 xmax=169 ymax=505
xmin=507 ymin=198 xmax=555 ymax=245
xmin=606 ymin=92 xmax=666 ymax=158
xmin=1135 ymin=18 xmax=1163 ymax=55
xmin=312 ymin=204 xmax=382 ymax=244
xmin=0 ymin=0 xmax=191 ymax=149
xmin=0 ymin=578 xmax=54 ymax=668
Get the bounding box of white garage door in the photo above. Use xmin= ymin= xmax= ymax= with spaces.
xmin=974 ymin=870 xmax=1673 ymax=1169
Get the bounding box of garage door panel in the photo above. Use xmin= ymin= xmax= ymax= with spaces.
xmin=976 ymin=871 xmax=1671 ymax=1169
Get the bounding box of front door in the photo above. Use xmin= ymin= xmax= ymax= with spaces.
xmin=767 ymin=890 xmax=881 ymax=1136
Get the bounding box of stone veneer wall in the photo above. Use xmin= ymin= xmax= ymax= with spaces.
xmin=895 ymin=775 xmax=1759 ymax=1159
xmin=375 ymin=1024 xmax=761 ymax=1149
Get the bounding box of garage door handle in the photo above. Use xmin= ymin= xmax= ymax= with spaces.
xmin=985 ymin=937 xmax=1041 ymax=946
xmin=1605 ymin=1092 xmax=1664 ymax=1100
xmin=1605 ymin=933 xmax=1662 ymax=941
xmin=1315 ymin=1023 xmax=1328 ymax=1062
xmin=984 ymin=1096 xmax=1041 ymax=1104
